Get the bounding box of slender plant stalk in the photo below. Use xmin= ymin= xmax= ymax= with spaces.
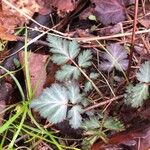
xmin=93 ymin=63 xmax=116 ymax=97
xmin=0 ymin=108 xmax=23 ymax=134
xmin=24 ymin=28 xmax=33 ymax=100
xmin=71 ymin=60 xmax=104 ymax=98
xmin=0 ymin=66 xmax=25 ymax=100
xmin=8 ymin=105 xmax=27 ymax=149
xmin=84 ymin=95 xmax=123 ymax=112
xmin=28 ymin=110 xmax=63 ymax=150
xmin=127 ymin=0 xmax=139 ymax=77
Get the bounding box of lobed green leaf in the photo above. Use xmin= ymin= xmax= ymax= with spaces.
xmin=78 ymin=50 xmax=92 ymax=68
xmin=68 ymin=105 xmax=83 ymax=129
xmin=56 ymin=65 xmax=80 ymax=81
xmin=136 ymin=61 xmax=150 ymax=83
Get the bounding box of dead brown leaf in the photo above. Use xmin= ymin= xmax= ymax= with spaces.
xmin=91 ymin=124 xmax=150 ymax=150
xmin=0 ymin=1 xmax=51 ymax=48
xmin=19 ymin=52 xmax=48 ymax=98
xmin=2 ymin=0 xmax=40 ymax=23
xmin=0 ymin=25 xmax=17 ymax=41
xmin=37 ymin=0 xmax=76 ymax=15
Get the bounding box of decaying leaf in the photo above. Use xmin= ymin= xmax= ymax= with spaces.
xmin=0 ymin=0 xmax=40 ymax=40
xmin=0 ymin=11 xmax=21 ymax=40
xmin=100 ymin=43 xmax=128 ymax=72
xmin=36 ymin=0 xmax=76 ymax=15
xmin=0 ymin=25 xmax=17 ymax=41
xmin=19 ymin=52 xmax=48 ymax=98
xmin=91 ymin=0 xmax=134 ymax=25
xmin=2 ymin=0 xmax=40 ymax=23
xmin=91 ymin=124 xmax=150 ymax=150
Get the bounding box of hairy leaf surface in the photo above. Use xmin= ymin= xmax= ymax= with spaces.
xmin=125 ymin=83 xmax=149 ymax=108
xmin=82 ymin=117 xmax=100 ymax=130
xmin=136 ymin=61 xmax=150 ymax=83
xmin=78 ymin=50 xmax=92 ymax=68
xmin=30 ymin=84 xmax=68 ymax=123
xmin=91 ymin=0 xmax=134 ymax=25
xmin=84 ymin=73 xmax=99 ymax=92
xmin=56 ymin=65 xmax=80 ymax=81
xmin=66 ymin=82 xmax=83 ymax=104
xmin=68 ymin=105 xmax=83 ymax=129
xmin=104 ymin=117 xmax=124 ymax=131
xmin=47 ymin=35 xmax=80 ymax=64
xmin=100 ymin=43 xmax=128 ymax=71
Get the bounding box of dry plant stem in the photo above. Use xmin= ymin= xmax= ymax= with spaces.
xmin=83 ymin=95 xmax=124 ymax=112
xmin=16 ymin=36 xmax=50 ymax=47
xmin=13 ymin=29 xmax=150 ymax=48
xmin=141 ymin=0 xmax=146 ymax=15
xmin=92 ymin=63 xmax=116 ymax=97
xmin=127 ymin=0 xmax=139 ymax=77
xmin=71 ymin=60 xmax=104 ymax=98
xmin=74 ymin=29 xmax=150 ymax=42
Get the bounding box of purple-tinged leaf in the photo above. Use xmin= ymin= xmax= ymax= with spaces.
xmin=100 ymin=43 xmax=128 ymax=72
xmin=91 ymin=0 xmax=134 ymax=25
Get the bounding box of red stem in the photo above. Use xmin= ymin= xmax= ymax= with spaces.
xmin=127 ymin=0 xmax=139 ymax=78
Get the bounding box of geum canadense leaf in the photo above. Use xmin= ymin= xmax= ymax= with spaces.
xmin=47 ymin=35 xmax=80 ymax=64
xmin=56 ymin=65 xmax=80 ymax=81
xmin=82 ymin=117 xmax=100 ymax=130
xmin=104 ymin=117 xmax=124 ymax=131
xmin=84 ymin=73 xmax=99 ymax=92
xmin=68 ymin=105 xmax=83 ymax=129
xmin=66 ymin=82 xmax=83 ymax=104
xmin=78 ymin=50 xmax=92 ymax=68
xmin=124 ymin=83 xmax=149 ymax=108
xmin=91 ymin=0 xmax=134 ymax=25
xmin=100 ymin=43 xmax=128 ymax=72
xmin=30 ymin=82 xmax=86 ymax=129
xmin=30 ymin=83 xmax=68 ymax=124
xmin=136 ymin=61 xmax=150 ymax=83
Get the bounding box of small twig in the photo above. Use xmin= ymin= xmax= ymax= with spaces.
xmin=83 ymin=95 xmax=124 ymax=112
xmin=16 ymin=36 xmax=50 ymax=47
xmin=73 ymin=29 xmax=150 ymax=42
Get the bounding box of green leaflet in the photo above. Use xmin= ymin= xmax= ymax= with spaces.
xmin=125 ymin=83 xmax=149 ymax=108
xmin=125 ymin=61 xmax=150 ymax=108
xmin=124 ymin=84 xmax=134 ymax=106
xmin=51 ymin=54 xmax=70 ymax=65
xmin=30 ymin=84 xmax=68 ymax=123
xmin=84 ymin=82 xmax=93 ymax=92
xmin=66 ymin=82 xmax=83 ymax=104
xmin=30 ymin=82 xmax=86 ymax=129
xmin=56 ymin=65 xmax=80 ymax=81
xmin=104 ymin=117 xmax=124 ymax=131
xmin=89 ymin=73 xmax=99 ymax=79
xmin=82 ymin=117 xmax=100 ymax=130
xmin=136 ymin=61 xmax=150 ymax=83
xmin=68 ymin=40 xmax=80 ymax=59
xmin=48 ymin=35 xmax=68 ymax=55
xmin=47 ymin=35 xmax=80 ymax=64
xmin=78 ymin=50 xmax=92 ymax=68
xmin=68 ymin=105 xmax=83 ymax=129
xmin=84 ymin=73 xmax=99 ymax=92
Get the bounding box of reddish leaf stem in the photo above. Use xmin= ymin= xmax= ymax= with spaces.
xmin=127 ymin=0 xmax=139 ymax=78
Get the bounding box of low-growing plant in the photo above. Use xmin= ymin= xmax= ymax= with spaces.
xmin=124 ymin=61 xmax=150 ymax=107
xmin=81 ymin=115 xmax=124 ymax=149
xmin=30 ymin=35 xmax=100 ymax=129
xmin=30 ymin=35 xmax=125 ymax=148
